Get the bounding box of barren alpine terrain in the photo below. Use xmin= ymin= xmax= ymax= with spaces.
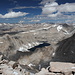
xmin=0 ymin=23 xmax=75 ymax=75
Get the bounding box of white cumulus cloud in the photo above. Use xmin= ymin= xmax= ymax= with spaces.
xmin=41 ymin=2 xmax=75 ymax=17
xmin=47 ymin=12 xmax=61 ymax=17
xmin=0 ymin=11 xmax=29 ymax=18
xmin=57 ymin=3 xmax=75 ymax=12
xmin=42 ymin=2 xmax=58 ymax=14
xmin=40 ymin=0 xmax=56 ymax=5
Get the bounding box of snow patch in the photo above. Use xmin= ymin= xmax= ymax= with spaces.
xmin=3 ymin=23 xmax=7 ymax=25
xmin=57 ymin=25 xmax=63 ymax=32
xmin=63 ymin=30 xmax=69 ymax=34
xmin=35 ymin=42 xmax=40 ymax=45
xmin=52 ymin=52 xmax=55 ymax=57
xmin=18 ymin=42 xmax=42 ymax=52
xmin=28 ymin=43 xmax=32 ymax=47
xmin=72 ymin=67 xmax=75 ymax=69
xmin=13 ymin=71 xmax=18 ymax=75
xmin=18 ymin=47 xmax=29 ymax=52
xmin=30 ymin=73 xmax=35 ymax=75
xmin=43 ymin=24 xmax=48 ymax=26
xmin=0 ymin=42 xmax=3 ymax=44
xmin=28 ymin=63 xmax=35 ymax=67
xmin=0 ymin=23 xmax=2 ymax=26
xmin=43 ymin=26 xmax=51 ymax=30
xmin=33 ymin=32 xmax=37 ymax=35
xmin=52 ymin=24 xmax=57 ymax=27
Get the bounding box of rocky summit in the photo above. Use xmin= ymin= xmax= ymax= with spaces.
xmin=0 ymin=23 xmax=75 ymax=75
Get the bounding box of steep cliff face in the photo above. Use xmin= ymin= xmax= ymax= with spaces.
xmin=52 ymin=33 xmax=75 ymax=63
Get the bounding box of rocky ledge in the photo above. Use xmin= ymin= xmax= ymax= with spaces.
xmin=36 ymin=62 xmax=75 ymax=75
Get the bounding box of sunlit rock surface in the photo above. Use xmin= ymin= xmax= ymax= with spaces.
xmin=0 ymin=23 xmax=75 ymax=74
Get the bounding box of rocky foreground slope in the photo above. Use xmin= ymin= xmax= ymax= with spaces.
xmin=0 ymin=23 xmax=75 ymax=75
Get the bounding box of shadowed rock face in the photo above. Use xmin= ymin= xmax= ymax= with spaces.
xmin=52 ymin=33 xmax=75 ymax=63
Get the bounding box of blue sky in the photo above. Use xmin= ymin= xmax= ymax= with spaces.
xmin=0 ymin=0 xmax=75 ymax=24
